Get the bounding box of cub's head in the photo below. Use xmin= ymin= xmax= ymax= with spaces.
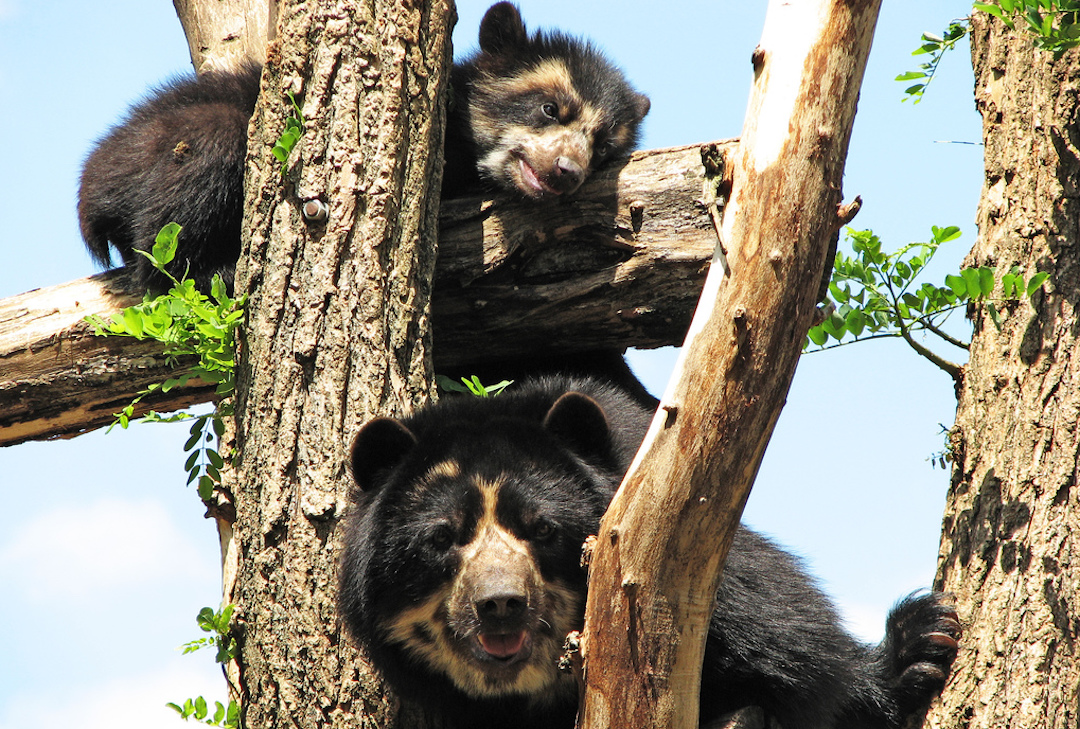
xmin=459 ymin=2 xmax=651 ymax=199
xmin=338 ymin=388 xmax=624 ymax=704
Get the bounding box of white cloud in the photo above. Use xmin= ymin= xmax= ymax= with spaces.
xmin=0 ymin=660 xmax=226 ymax=729
xmin=0 ymin=497 xmax=208 ymax=601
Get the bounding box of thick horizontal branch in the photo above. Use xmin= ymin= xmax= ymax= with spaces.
xmin=0 ymin=275 xmax=217 ymax=446
xmin=0 ymin=141 xmax=730 ymax=446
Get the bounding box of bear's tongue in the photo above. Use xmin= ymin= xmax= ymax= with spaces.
xmin=478 ymin=630 xmax=527 ymax=659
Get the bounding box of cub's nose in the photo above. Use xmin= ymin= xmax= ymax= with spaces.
xmin=550 ymin=156 xmax=584 ymax=193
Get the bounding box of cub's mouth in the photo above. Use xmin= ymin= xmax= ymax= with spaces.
xmin=516 ymin=157 xmax=562 ymax=198
xmin=511 ymin=153 xmax=587 ymax=199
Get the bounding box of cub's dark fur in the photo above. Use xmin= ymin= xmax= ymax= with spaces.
xmin=77 ymin=3 xmax=649 ymax=292
xmin=338 ymin=375 xmax=961 ymax=729
xmin=78 ymin=64 xmax=260 ymax=293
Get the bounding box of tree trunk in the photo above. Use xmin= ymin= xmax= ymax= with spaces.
xmin=220 ymin=1 xmax=452 ymax=727
xmin=929 ymin=14 xmax=1080 ymax=729
xmin=0 ymin=141 xmax=725 ymax=447
xmin=577 ymin=1 xmax=879 ymax=727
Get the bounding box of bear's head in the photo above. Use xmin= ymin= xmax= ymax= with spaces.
xmin=458 ymin=2 xmax=651 ymax=199
xmin=338 ymin=385 xmax=634 ymax=704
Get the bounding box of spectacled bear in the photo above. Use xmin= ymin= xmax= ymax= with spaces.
xmin=76 ymin=2 xmax=650 ymax=293
xmin=338 ymin=375 xmax=961 ymax=729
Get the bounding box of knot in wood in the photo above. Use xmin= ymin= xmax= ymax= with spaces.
xmin=581 ymin=534 xmax=598 ymax=569
xmin=751 ymin=46 xmax=766 ymax=73
xmin=302 ymin=199 xmax=330 ymax=223
xmin=629 ymin=200 xmax=646 ymax=233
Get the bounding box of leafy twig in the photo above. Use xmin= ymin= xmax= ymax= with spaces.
xmin=806 ymin=226 xmax=1049 ymax=382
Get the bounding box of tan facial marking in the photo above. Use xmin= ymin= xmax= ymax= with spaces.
xmin=380 ymin=474 xmax=586 ymax=699
xmin=427 ymin=460 xmax=461 ymax=481
xmin=485 ymin=59 xmax=579 ymax=106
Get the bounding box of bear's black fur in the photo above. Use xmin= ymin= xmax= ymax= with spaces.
xmin=78 ymin=63 xmax=261 ymax=293
xmin=339 ymin=375 xmax=960 ymax=729
xmin=77 ymin=3 xmax=649 ymax=292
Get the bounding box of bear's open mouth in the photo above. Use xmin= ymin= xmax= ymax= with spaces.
xmin=477 ymin=630 xmax=529 ymax=661
xmin=517 ymin=157 xmax=561 ymax=197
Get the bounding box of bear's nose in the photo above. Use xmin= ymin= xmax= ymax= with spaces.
xmin=476 ymin=592 xmax=527 ymax=620
xmin=550 ymin=156 xmax=584 ymax=192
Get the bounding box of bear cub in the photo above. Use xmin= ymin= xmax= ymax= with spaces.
xmin=77 ymin=3 xmax=649 ymax=292
xmin=338 ymin=375 xmax=960 ymax=729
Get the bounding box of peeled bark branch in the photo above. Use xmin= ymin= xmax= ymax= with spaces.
xmin=0 ymin=141 xmax=728 ymax=447
xmin=577 ymin=1 xmax=881 ymax=727
xmin=172 ymin=0 xmax=275 ymax=72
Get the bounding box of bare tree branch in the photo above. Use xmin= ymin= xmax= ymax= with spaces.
xmin=577 ymin=1 xmax=881 ymax=726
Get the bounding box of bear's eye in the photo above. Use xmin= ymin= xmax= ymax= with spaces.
xmin=430 ymin=524 xmax=455 ymax=551
xmin=595 ymin=138 xmax=615 ymax=158
xmin=532 ymin=519 xmax=557 ymax=541
xmin=541 ymin=102 xmax=559 ymax=120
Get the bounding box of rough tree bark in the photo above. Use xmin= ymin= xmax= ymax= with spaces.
xmin=220 ymin=1 xmax=452 ymax=727
xmin=577 ymin=1 xmax=879 ymax=727
xmin=928 ymin=14 xmax=1080 ymax=729
xmin=0 ymin=142 xmax=723 ymax=447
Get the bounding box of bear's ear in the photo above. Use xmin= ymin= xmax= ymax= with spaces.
xmin=478 ymin=2 xmax=528 ymax=55
xmin=542 ymin=392 xmax=615 ymax=464
xmin=633 ymin=93 xmax=651 ymax=121
xmin=350 ymin=418 xmax=418 ymax=492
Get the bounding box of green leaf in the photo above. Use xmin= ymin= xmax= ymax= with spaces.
xmin=823 ymin=311 xmax=847 ymax=339
xmin=152 ymin=223 xmax=181 ymax=265
xmin=207 ymin=449 xmax=225 ymax=469
xmin=945 ymin=273 xmax=967 ymax=298
xmin=807 ymin=325 xmax=828 ymax=346
xmin=184 ymin=429 xmax=203 ymax=451
xmin=933 ymin=225 xmax=962 ymax=244
xmin=978 ymin=266 xmax=996 ymax=298
xmin=844 ymin=308 xmax=866 ymax=337
xmin=987 ymin=301 xmax=1002 ymax=330
xmin=1001 ymin=272 xmax=1019 ymax=299
xmin=194 ymin=695 xmax=209 ymax=720
xmin=1026 ymin=271 xmax=1049 ymax=296
xmin=961 ymin=268 xmax=983 ymax=298
xmin=227 ymin=701 xmax=241 ymax=726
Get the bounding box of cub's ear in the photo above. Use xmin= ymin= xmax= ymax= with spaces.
xmin=478 ymin=2 xmax=528 ymax=55
xmin=542 ymin=392 xmax=615 ymax=465
xmin=633 ymin=93 xmax=651 ymax=121
xmin=349 ymin=418 xmax=418 ymax=492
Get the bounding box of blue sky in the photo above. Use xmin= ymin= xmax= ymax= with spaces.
xmin=0 ymin=1 xmax=981 ymax=727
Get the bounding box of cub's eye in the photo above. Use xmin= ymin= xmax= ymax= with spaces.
xmin=594 ymin=138 xmax=615 ymax=158
xmin=430 ymin=524 xmax=455 ymax=551
xmin=541 ymin=102 xmax=559 ymax=120
xmin=532 ymin=519 xmax=557 ymax=541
